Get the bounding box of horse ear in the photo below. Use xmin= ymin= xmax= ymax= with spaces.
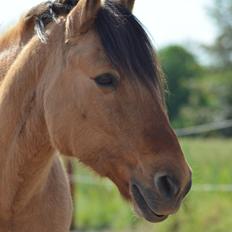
xmin=114 ymin=0 xmax=135 ymax=12
xmin=66 ymin=0 xmax=101 ymax=35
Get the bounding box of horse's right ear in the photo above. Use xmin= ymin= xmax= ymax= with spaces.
xmin=66 ymin=0 xmax=101 ymax=37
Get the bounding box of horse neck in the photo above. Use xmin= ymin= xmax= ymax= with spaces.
xmin=0 ymin=22 xmax=65 ymax=218
xmin=0 ymin=17 xmax=36 ymax=82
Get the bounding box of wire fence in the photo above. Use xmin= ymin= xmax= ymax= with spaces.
xmin=69 ymin=175 xmax=232 ymax=192
xmin=175 ymin=119 xmax=232 ymax=137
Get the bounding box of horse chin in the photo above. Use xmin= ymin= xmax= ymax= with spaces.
xmin=130 ymin=184 xmax=168 ymax=223
xmin=117 ymin=181 xmax=168 ymax=223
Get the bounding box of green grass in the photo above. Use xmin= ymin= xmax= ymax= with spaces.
xmin=71 ymin=138 xmax=232 ymax=232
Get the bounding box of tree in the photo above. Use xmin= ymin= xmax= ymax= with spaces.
xmin=205 ymin=0 xmax=232 ymax=69
xmin=158 ymin=45 xmax=202 ymax=125
xmin=204 ymin=0 xmax=232 ymax=134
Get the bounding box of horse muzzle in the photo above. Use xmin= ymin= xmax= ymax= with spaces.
xmin=130 ymin=172 xmax=192 ymax=222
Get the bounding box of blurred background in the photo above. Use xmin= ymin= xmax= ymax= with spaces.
xmin=1 ymin=0 xmax=232 ymax=231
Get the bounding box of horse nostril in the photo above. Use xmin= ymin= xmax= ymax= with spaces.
xmin=154 ymin=173 xmax=179 ymax=200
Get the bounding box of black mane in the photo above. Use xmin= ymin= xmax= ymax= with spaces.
xmin=95 ymin=1 xmax=164 ymax=98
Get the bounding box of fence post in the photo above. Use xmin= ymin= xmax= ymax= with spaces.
xmin=66 ymin=160 xmax=76 ymax=230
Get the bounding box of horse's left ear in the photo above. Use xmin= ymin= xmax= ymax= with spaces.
xmin=66 ymin=0 xmax=101 ymax=36
xmin=114 ymin=0 xmax=135 ymax=12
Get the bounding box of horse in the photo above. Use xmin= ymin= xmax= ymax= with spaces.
xmin=0 ymin=0 xmax=192 ymax=231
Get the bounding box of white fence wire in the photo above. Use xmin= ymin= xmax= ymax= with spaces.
xmin=69 ymin=175 xmax=232 ymax=192
xmin=175 ymin=119 xmax=232 ymax=136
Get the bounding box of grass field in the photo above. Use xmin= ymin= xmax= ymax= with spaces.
xmin=70 ymin=138 xmax=232 ymax=232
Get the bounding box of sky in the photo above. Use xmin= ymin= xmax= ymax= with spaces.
xmin=0 ymin=0 xmax=216 ymax=49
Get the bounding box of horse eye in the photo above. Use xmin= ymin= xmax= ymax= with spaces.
xmin=94 ymin=73 xmax=118 ymax=88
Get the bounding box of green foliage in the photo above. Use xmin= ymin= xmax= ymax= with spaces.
xmin=72 ymin=139 xmax=232 ymax=232
xmin=158 ymin=44 xmax=232 ymax=130
xmin=158 ymin=45 xmax=202 ymax=126
xmin=157 ymin=0 xmax=232 ymax=129
xmin=204 ymin=0 xmax=232 ymax=69
xmin=176 ymin=70 xmax=232 ymax=129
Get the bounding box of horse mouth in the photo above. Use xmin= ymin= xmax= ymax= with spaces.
xmin=131 ymin=184 xmax=168 ymax=222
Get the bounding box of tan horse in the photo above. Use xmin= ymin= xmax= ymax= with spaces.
xmin=0 ymin=0 xmax=192 ymax=231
